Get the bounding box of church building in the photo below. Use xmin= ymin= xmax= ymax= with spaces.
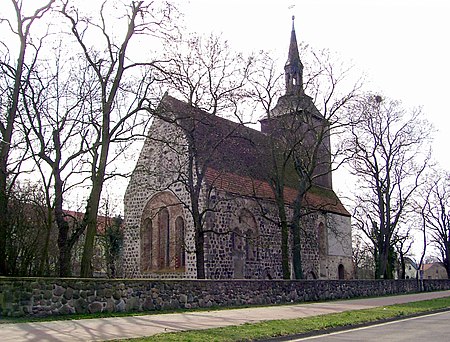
xmin=122 ymin=19 xmax=353 ymax=280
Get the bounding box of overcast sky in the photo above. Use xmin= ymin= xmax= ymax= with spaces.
xmin=179 ymin=0 xmax=450 ymax=171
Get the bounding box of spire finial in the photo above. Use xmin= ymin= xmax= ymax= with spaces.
xmin=292 ymin=15 xmax=295 ymax=30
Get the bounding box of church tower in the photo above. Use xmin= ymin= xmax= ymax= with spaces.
xmin=260 ymin=17 xmax=333 ymax=189
xmin=285 ymin=16 xmax=304 ymax=95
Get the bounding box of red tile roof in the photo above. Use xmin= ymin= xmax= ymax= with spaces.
xmin=205 ymin=168 xmax=350 ymax=216
xmin=63 ymin=210 xmax=116 ymax=234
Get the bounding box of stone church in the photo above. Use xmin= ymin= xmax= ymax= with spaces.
xmin=122 ymin=20 xmax=353 ymax=280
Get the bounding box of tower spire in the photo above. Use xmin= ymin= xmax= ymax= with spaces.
xmin=285 ymin=15 xmax=303 ymax=95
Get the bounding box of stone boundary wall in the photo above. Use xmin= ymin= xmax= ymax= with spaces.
xmin=1 ymin=277 xmax=450 ymax=317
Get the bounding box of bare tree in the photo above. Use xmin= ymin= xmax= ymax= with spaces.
xmin=20 ymin=43 xmax=98 ymax=276
xmin=59 ymin=0 xmax=175 ymax=277
xmin=346 ymin=94 xmax=432 ymax=279
xmin=249 ymin=40 xmax=361 ymax=279
xmin=352 ymin=232 xmax=375 ymax=279
xmin=419 ymin=170 xmax=450 ymax=278
xmin=161 ymin=33 xmax=252 ymax=116
xmin=0 ymin=0 xmax=55 ymax=275
xmin=394 ymin=229 xmax=413 ymax=279
xmin=4 ymin=181 xmax=55 ymax=276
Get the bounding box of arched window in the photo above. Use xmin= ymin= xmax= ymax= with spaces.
xmin=141 ymin=192 xmax=185 ymax=273
xmin=338 ymin=264 xmax=345 ymax=280
xmin=318 ymin=222 xmax=327 ymax=256
xmin=158 ymin=208 xmax=170 ymax=269
xmin=175 ymin=216 xmax=185 ymax=269
xmin=141 ymin=218 xmax=152 ymax=271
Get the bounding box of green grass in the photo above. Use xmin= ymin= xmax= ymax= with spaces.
xmin=116 ymin=297 xmax=450 ymax=342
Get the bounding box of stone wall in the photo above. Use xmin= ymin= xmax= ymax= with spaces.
xmin=1 ymin=277 xmax=450 ymax=318
xmin=204 ymin=191 xmax=285 ymax=279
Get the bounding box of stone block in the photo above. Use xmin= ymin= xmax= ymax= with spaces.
xmin=113 ymin=290 xmax=122 ymax=300
xmin=53 ymin=285 xmax=65 ymax=297
xmin=116 ymin=299 xmax=126 ymax=312
xmin=142 ymin=298 xmax=155 ymax=311
xmin=105 ymin=298 xmax=115 ymax=313
xmin=58 ymin=304 xmax=75 ymax=315
xmin=88 ymin=301 xmax=103 ymax=314
xmin=179 ymin=294 xmax=187 ymax=304
xmin=64 ymin=287 xmax=74 ymax=300
xmin=74 ymin=298 xmax=88 ymax=314
xmin=43 ymin=290 xmax=52 ymax=300
xmin=125 ymin=297 xmax=140 ymax=311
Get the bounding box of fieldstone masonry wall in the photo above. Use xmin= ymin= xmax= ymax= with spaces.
xmin=123 ymin=118 xmax=197 ymax=279
xmin=1 ymin=277 xmax=450 ymax=318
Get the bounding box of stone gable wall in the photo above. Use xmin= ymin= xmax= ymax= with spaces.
xmin=123 ymin=118 xmax=197 ymax=279
xmin=1 ymin=277 xmax=450 ymax=318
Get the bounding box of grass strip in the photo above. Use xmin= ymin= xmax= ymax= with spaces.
xmin=117 ymin=297 xmax=450 ymax=342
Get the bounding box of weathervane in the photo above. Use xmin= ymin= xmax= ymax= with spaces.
xmin=288 ymin=3 xmax=296 ymax=28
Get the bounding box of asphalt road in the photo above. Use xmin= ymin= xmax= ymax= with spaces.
xmin=292 ymin=310 xmax=450 ymax=341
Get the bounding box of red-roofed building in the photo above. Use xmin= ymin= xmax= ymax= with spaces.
xmin=420 ymin=262 xmax=448 ymax=280
xmin=123 ymin=19 xmax=353 ymax=280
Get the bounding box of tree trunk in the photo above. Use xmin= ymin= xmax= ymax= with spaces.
xmin=194 ymin=223 xmax=205 ymax=279
xmin=38 ymin=209 xmax=52 ymax=276
xmin=191 ymin=182 xmax=205 ymax=279
xmin=274 ymin=195 xmax=290 ymax=279
xmin=445 ymin=241 xmax=450 ymax=279
xmin=291 ymin=200 xmax=303 ymax=280
xmin=0 ymin=178 xmax=8 ymax=275
xmin=399 ymin=251 xmax=406 ymax=279
xmin=0 ymin=29 xmax=27 ymax=277
xmin=80 ymin=182 xmax=103 ymax=278
xmin=376 ymin=244 xmax=388 ymax=279
xmin=56 ymin=219 xmax=72 ymax=277
xmin=80 ymin=104 xmax=110 ymax=278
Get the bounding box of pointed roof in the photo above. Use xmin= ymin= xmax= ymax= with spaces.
xmin=286 ymin=16 xmax=302 ymax=69
xmin=284 ymin=15 xmax=304 ymax=96
xmin=261 ymin=16 xmax=323 ymax=120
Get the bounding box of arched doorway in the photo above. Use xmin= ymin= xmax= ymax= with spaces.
xmin=338 ymin=264 xmax=345 ymax=280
